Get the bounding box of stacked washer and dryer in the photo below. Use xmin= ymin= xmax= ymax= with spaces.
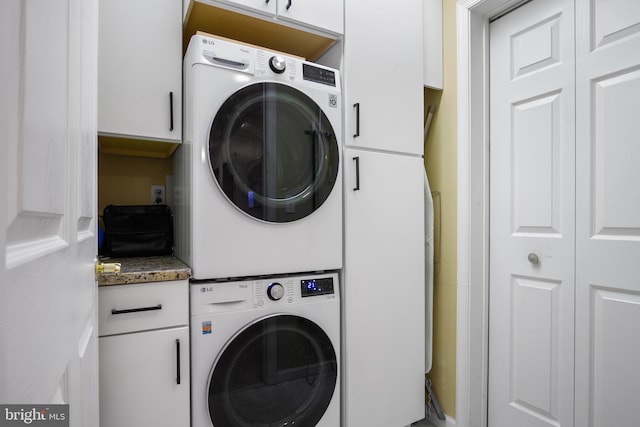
xmin=174 ymin=35 xmax=343 ymax=427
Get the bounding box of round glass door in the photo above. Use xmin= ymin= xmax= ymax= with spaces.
xmin=208 ymin=315 xmax=338 ymax=426
xmin=208 ymin=83 xmax=339 ymax=223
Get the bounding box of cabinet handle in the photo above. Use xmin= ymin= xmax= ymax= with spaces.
xmin=353 ymin=157 xmax=360 ymax=191
xmin=110 ymin=304 xmax=162 ymax=315
xmin=265 ymin=0 xmax=269 ymax=3
xmin=353 ymin=103 xmax=360 ymax=138
xmin=169 ymin=91 xmax=174 ymax=132
xmin=286 ymin=0 xmax=292 ymax=10
xmin=176 ymin=339 xmax=181 ymax=385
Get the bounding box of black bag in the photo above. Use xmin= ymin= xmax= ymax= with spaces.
xmin=101 ymin=205 xmax=174 ymax=257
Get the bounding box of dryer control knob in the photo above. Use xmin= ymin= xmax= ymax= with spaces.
xmin=267 ymin=282 xmax=285 ymax=300
xmin=269 ymin=55 xmax=286 ymax=74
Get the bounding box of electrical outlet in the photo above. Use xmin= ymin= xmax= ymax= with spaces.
xmin=151 ymin=185 xmax=166 ymax=205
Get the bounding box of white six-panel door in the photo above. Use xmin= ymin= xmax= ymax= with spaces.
xmin=490 ymin=0 xmax=640 ymax=426
xmin=574 ymin=1 xmax=640 ymax=426
xmin=1 ymin=0 xmax=99 ymax=424
xmin=489 ymin=1 xmax=575 ymax=426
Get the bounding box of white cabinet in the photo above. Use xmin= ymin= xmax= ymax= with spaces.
xmin=98 ymin=0 xmax=182 ymax=143
xmin=99 ymin=328 xmax=189 ymax=427
xmin=186 ymin=0 xmax=343 ymax=35
xmin=343 ymin=0 xmax=424 ymax=155
xmin=341 ymin=1 xmax=425 ymax=425
xmin=342 ymin=149 xmax=426 ymax=427
xmin=98 ymin=280 xmax=189 ymax=427
xmin=275 ymin=0 xmax=343 ymax=34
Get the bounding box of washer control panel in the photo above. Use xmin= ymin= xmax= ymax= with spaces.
xmin=255 ymin=278 xmax=295 ymax=307
xmin=254 ymin=274 xmax=337 ymax=307
xmin=267 ymin=282 xmax=285 ymax=300
xmin=301 ymin=277 xmax=335 ymax=298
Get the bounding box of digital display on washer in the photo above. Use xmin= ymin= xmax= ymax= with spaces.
xmin=303 ymin=64 xmax=336 ymax=87
xmin=301 ymin=277 xmax=335 ymax=297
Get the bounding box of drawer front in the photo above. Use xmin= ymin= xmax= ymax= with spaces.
xmin=99 ymin=280 xmax=188 ymax=336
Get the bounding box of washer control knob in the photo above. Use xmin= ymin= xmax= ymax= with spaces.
xmin=269 ymin=55 xmax=286 ymax=74
xmin=267 ymin=282 xmax=285 ymax=301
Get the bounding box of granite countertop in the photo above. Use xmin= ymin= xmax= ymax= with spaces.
xmin=97 ymin=255 xmax=191 ymax=286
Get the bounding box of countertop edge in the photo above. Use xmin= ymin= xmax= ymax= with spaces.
xmin=97 ymin=256 xmax=191 ymax=286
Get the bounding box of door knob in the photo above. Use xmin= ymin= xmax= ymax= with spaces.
xmin=527 ymin=253 xmax=540 ymax=265
xmin=95 ymin=260 xmax=121 ymax=280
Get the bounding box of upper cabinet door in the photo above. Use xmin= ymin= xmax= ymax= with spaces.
xmin=344 ymin=0 xmax=424 ymax=155
xmin=98 ymin=0 xmax=182 ymax=142
xmin=198 ymin=0 xmax=276 ymax=17
xmin=276 ymin=0 xmax=343 ymax=35
xmin=186 ymin=0 xmax=342 ymax=35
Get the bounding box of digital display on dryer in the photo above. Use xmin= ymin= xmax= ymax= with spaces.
xmin=301 ymin=278 xmax=335 ymax=297
xmin=303 ymin=64 xmax=336 ymax=87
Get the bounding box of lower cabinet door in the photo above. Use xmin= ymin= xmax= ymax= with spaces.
xmin=99 ymin=326 xmax=190 ymax=427
xmin=342 ymin=148 xmax=426 ymax=427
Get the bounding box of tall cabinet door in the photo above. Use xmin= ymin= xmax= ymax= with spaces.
xmin=343 ymin=0 xmax=424 ymax=156
xmin=575 ymin=2 xmax=640 ymax=426
xmin=343 ymin=148 xmax=425 ymax=427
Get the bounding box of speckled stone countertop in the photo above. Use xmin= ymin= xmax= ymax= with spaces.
xmin=97 ymin=256 xmax=191 ymax=286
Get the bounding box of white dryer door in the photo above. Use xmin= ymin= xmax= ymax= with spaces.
xmin=208 ymin=82 xmax=339 ymax=223
xmin=207 ymin=314 xmax=337 ymax=426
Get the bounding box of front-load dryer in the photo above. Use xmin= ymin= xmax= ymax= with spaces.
xmin=175 ymin=35 xmax=342 ymax=280
xmin=190 ymin=272 xmax=340 ymax=427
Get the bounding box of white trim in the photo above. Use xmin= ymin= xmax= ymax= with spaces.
xmin=455 ymin=1 xmax=520 ymax=427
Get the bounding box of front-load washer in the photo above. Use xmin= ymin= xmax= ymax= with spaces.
xmin=190 ymin=272 xmax=340 ymax=427
xmin=175 ymin=35 xmax=342 ymax=280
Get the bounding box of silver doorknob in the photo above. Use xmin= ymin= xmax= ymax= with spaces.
xmin=527 ymin=253 xmax=540 ymax=264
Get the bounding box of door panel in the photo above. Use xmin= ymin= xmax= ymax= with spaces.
xmin=511 ymin=92 xmax=563 ymax=235
xmin=591 ymin=71 xmax=640 ymax=235
xmin=509 ymin=276 xmax=562 ymax=421
xmin=489 ymin=0 xmax=575 ymax=426
xmin=575 ymin=1 xmax=640 ymax=426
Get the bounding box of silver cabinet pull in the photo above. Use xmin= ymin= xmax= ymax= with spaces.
xmin=527 ymin=253 xmax=540 ymax=264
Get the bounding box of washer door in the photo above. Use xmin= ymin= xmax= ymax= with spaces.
xmin=208 ymin=314 xmax=338 ymax=426
xmin=208 ymin=82 xmax=339 ymax=223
